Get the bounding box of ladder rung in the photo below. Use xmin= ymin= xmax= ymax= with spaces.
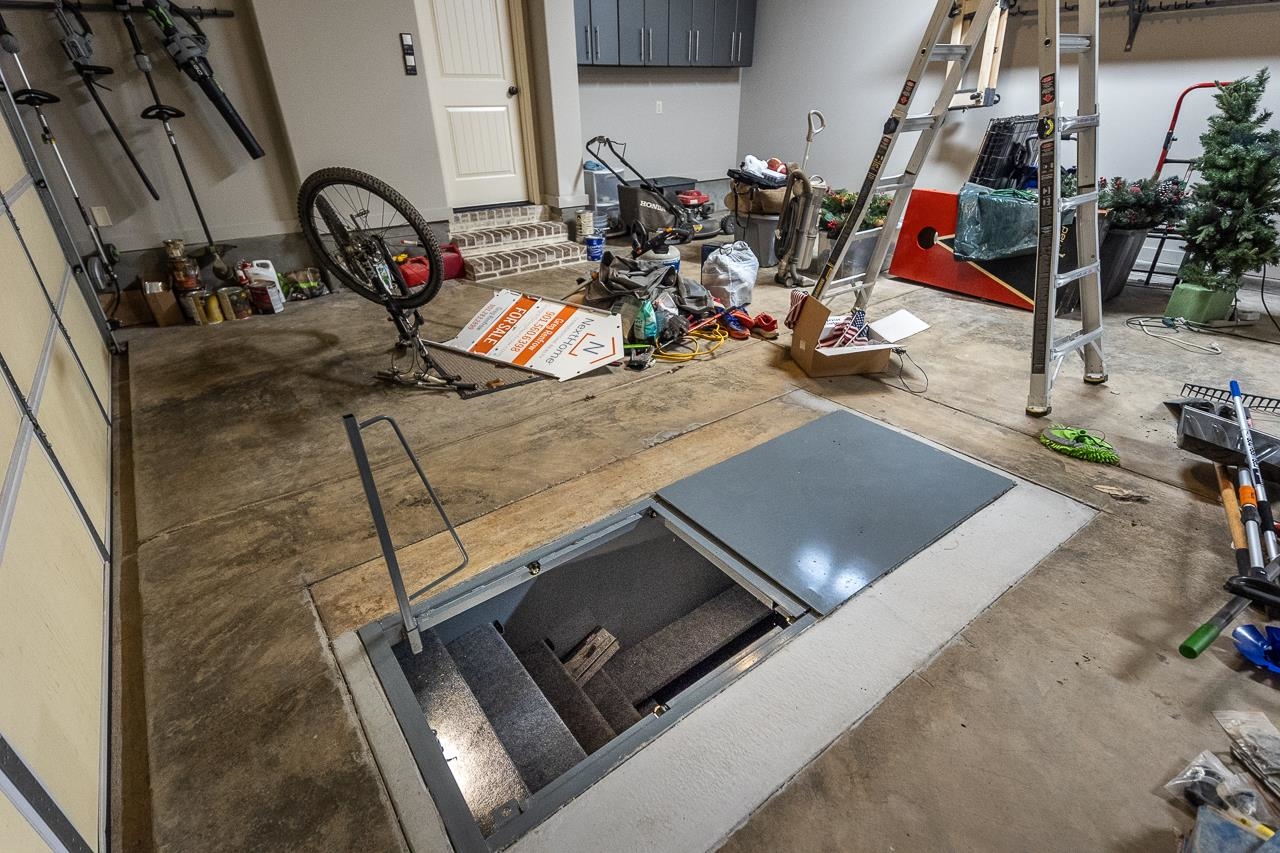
xmin=1060 ymin=191 xmax=1099 ymax=212
xmin=1051 ymin=327 xmax=1103 ymax=360
xmin=850 ymin=227 xmax=882 ymax=243
xmin=1059 ymin=34 xmax=1093 ymax=53
xmin=1056 ymin=262 xmax=1100 ymax=288
xmin=875 ymin=174 xmax=913 ymax=193
xmin=1061 ymin=114 xmax=1100 ymax=134
xmin=901 ymin=114 xmax=942 ymax=132
xmin=929 ymin=43 xmax=970 ymax=62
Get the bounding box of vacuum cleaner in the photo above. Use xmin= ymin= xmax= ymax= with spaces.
xmin=774 ymin=110 xmax=828 ymax=287
xmin=585 ymin=135 xmax=732 ymax=256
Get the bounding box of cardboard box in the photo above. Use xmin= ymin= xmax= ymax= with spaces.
xmin=143 ymin=288 xmax=185 ymax=327
xmin=98 ymin=290 xmax=154 ymax=327
xmin=789 ymin=298 xmax=927 ymax=378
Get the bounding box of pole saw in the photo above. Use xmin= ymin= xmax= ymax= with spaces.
xmin=114 ymin=0 xmax=231 ymax=280
xmin=0 ymin=9 xmax=123 ymax=303
xmin=51 ymin=0 xmax=159 ymax=199
xmin=140 ymin=0 xmax=263 ymax=159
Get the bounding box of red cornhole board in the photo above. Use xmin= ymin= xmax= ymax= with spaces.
xmin=889 ymin=189 xmax=1035 ymax=311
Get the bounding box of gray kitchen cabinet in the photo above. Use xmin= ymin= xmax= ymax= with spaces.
xmin=712 ymin=0 xmax=756 ymax=67
xmin=668 ymin=0 xmax=714 ymax=66
xmin=578 ymin=0 xmax=620 ymax=65
xmin=581 ymin=0 xmax=741 ymax=67
xmin=619 ymin=0 xmax=669 ymax=66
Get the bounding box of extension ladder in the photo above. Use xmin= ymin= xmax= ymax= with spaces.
xmin=1026 ymin=0 xmax=1106 ymax=415
xmin=811 ymin=0 xmax=1007 ymax=305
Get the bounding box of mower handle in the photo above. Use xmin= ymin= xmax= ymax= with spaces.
xmin=806 ymin=110 xmax=826 ymax=142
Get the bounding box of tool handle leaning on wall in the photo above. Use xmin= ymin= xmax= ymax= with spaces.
xmin=141 ymin=0 xmax=264 ymax=159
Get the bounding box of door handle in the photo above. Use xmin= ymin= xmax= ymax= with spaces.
xmin=687 ymin=30 xmax=692 ymax=63
xmin=594 ymin=25 xmax=600 ymax=59
xmin=584 ymin=24 xmax=590 ymax=59
xmin=731 ymin=31 xmax=738 ymax=63
xmin=639 ymin=27 xmax=644 ymax=60
xmin=507 ymin=85 xmax=519 ymax=97
xmin=695 ymin=29 xmax=700 ymax=61
xmin=648 ymin=27 xmax=653 ymax=61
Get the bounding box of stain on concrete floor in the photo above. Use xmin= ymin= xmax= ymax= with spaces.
xmin=124 ymin=248 xmax=1280 ymax=851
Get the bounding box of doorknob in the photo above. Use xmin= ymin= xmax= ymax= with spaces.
xmin=507 ymin=85 xmax=519 ymax=97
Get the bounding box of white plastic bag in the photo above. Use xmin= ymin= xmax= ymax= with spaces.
xmin=701 ymin=241 xmax=760 ymax=309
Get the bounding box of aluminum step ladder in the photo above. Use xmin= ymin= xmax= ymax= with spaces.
xmin=811 ymin=0 xmax=1006 ymax=305
xmin=1026 ymin=0 xmax=1106 ymax=416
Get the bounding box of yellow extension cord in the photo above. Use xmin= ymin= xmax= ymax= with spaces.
xmin=653 ymin=324 xmax=731 ymax=362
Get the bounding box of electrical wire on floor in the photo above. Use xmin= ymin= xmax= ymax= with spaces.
xmin=653 ymin=321 xmax=729 ymax=362
xmin=884 ymin=348 xmax=929 ymax=395
xmin=1124 ymin=316 xmax=1224 ymax=354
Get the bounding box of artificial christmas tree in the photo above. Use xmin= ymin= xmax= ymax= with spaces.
xmin=1166 ymin=70 xmax=1280 ymax=322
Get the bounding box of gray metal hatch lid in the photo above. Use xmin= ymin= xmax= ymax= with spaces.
xmin=656 ymin=411 xmax=1015 ymax=615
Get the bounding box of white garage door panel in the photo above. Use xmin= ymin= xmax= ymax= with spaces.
xmin=0 ymin=790 xmax=49 ymax=853
xmin=0 ymin=217 xmax=53 ymax=396
xmin=1 ymin=383 xmax=20 ymax=476
xmin=0 ymin=446 xmax=104 ymax=849
xmin=8 ymin=192 xmax=68 ymax=299
xmin=58 ymin=280 xmax=110 ymax=403
xmin=37 ymin=334 xmax=109 ymax=538
xmin=0 ymin=130 xmax=23 ymax=195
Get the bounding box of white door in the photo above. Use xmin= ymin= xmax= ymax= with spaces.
xmin=416 ymin=0 xmax=530 ymax=208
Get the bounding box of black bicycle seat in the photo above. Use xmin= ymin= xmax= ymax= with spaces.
xmin=13 ymin=88 xmax=60 ymax=107
xmin=141 ymin=104 xmax=185 ymax=121
xmin=74 ymin=62 xmax=115 ymax=79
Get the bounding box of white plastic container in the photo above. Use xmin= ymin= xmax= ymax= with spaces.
xmin=246 ymin=260 xmax=285 ymax=314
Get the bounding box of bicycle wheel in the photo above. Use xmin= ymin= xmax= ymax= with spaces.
xmin=298 ymin=167 xmax=443 ymax=310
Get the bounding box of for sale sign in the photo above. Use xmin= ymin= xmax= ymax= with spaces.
xmin=441 ymin=290 xmax=623 ymax=381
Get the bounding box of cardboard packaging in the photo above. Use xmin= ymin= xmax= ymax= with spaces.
xmin=141 ymin=283 xmax=184 ymax=327
xmin=789 ymin=298 xmax=927 ymax=378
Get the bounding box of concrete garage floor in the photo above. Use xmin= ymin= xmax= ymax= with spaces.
xmin=118 ymin=244 xmax=1279 ymax=852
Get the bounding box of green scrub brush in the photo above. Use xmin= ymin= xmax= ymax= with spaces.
xmin=1039 ymin=425 xmax=1120 ymax=465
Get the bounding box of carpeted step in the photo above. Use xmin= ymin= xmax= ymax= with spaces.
xmin=583 ymin=668 xmax=644 ymax=733
xmin=447 ymin=624 xmax=587 ymax=793
xmin=604 ymin=585 xmax=770 ymax=705
xmin=513 ymin=640 xmax=616 ymax=755
xmin=394 ymin=631 xmax=529 ymax=835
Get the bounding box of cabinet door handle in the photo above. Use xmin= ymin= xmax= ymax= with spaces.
xmin=639 ymin=27 xmax=645 ymax=60
xmin=648 ymin=27 xmax=653 ymax=61
xmin=594 ymin=26 xmax=600 ymax=59
xmin=695 ymin=29 xmax=700 ymax=61
xmin=687 ymin=30 xmax=692 ymax=62
xmin=731 ymin=31 xmax=738 ymax=63
xmin=584 ymin=25 xmax=590 ymax=59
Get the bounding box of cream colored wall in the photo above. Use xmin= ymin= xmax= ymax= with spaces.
xmin=2 ymin=104 xmax=112 ymax=852
xmin=251 ymin=0 xmax=452 ymax=221
xmin=0 ymin=0 xmax=296 ymax=253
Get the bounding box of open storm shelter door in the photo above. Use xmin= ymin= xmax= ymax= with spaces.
xmin=361 ymin=411 xmax=1014 ymax=850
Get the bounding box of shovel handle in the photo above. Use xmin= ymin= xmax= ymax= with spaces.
xmin=1180 ymin=622 xmax=1222 ymax=658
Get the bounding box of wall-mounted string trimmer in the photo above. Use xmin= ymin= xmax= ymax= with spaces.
xmin=141 ymin=0 xmax=263 ymax=159
xmin=115 ymin=0 xmax=232 ymax=279
xmin=51 ymin=0 xmax=159 ymax=199
xmin=0 ymin=9 xmax=123 ymax=300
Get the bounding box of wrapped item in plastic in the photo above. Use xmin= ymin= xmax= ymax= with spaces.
xmin=1166 ymin=750 xmax=1278 ymax=826
xmin=953 ymin=182 xmax=1039 ymax=261
xmin=1216 ymin=711 xmax=1280 ymax=799
xmin=701 ymin=241 xmax=759 ymax=308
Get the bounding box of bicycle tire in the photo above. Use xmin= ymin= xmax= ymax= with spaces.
xmin=298 ymin=167 xmax=443 ymax=310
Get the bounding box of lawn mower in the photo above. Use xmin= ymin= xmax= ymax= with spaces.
xmin=585 ymin=135 xmax=733 ymax=256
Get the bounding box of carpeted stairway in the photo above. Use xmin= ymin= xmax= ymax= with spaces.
xmin=397 ymin=527 xmax=779 ymax=837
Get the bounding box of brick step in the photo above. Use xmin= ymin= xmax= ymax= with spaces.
xmin=464 ymin=242 xmax=589 ymax=282
xmin=451 ymin=204 xmax=547 ymax=233
xmin=453 ymin=220 xmax=569 ymax=257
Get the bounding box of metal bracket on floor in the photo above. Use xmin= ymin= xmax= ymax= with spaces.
xmin=343 ymin=413 xmax=468 ymax=655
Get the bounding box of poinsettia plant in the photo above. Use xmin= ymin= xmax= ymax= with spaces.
xmin=820 ymin=189 xmax=893 ymax=236
xmin=1098 ymin=175 xmax=1189 ymax=229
